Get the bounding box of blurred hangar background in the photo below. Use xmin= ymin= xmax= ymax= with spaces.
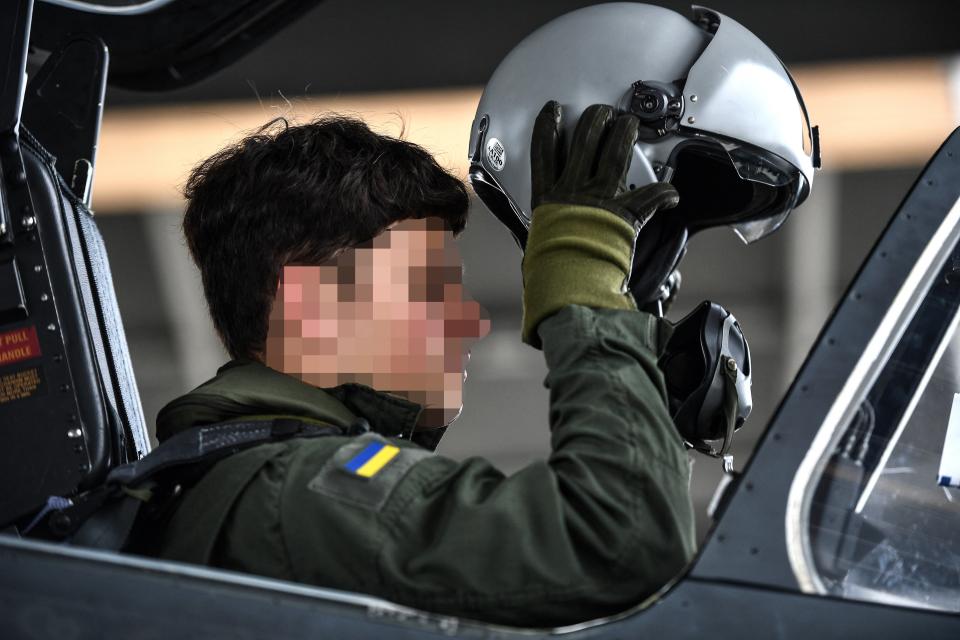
xmin=86 ymin=0 xmax=960 ymax=535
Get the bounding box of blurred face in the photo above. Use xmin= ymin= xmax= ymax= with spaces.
xmin=265 ymin=217 xmax=491 ymax=429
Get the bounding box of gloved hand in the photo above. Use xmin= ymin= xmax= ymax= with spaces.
xmin=521 ymin=101 xmax=679 ymax=347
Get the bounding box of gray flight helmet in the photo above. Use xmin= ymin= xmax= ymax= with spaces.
xmin=468 ymin=3 xmax=821 ymax=248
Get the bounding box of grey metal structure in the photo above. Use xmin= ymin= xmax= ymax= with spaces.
xmin=0 ymin=0 xmax=151 ymax=524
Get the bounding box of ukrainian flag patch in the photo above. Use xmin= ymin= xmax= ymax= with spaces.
xmin=343 ymin=441 xmax=400 ymax=478
xmin=308 ymin=436 xmax=431 ymax=510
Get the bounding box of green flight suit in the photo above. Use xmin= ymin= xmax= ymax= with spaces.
xmin=149 ymin=304 xmax=695 ymax=627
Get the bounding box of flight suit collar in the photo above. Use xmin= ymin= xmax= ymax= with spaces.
xmin=156 ymin=360 xmax=426 ymax=444
xmin=324 ymin=383 xmax=422 ymax=440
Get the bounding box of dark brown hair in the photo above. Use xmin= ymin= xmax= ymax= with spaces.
xmin=182 ymin=115 xmax=469 ymax=360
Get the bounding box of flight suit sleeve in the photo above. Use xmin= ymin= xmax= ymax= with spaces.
xmin=373 ymin=303 xmax=696 ymax=627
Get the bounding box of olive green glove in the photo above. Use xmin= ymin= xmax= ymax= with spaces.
xmin=521 ymin=101 xmax=679 ymax=347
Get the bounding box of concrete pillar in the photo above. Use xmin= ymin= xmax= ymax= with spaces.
xmin=783 ymin=171 xmax=840 ymax=386
xmin=143 ymin=210 xmax=226 ymax=389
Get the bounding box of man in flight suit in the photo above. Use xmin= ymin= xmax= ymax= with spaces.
xmin=146 ymin=103 xmax=695 ymax=627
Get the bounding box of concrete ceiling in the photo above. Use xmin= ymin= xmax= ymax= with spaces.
xmin=107 ymin=0 xmax=960 ymax=106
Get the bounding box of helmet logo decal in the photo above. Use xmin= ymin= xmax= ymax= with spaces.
xmin=485 ymin=138 xmax=506 ymax=171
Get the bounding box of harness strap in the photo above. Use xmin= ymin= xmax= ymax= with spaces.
xmin=24 ymin=416 xmax=369 ymax=548
xmin=107 ymin=418 xmax=351 ymax=488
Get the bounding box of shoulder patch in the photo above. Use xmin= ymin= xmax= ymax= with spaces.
xmin=343 ymin=441 xmax=401 ymax=477
xmin=307 ymin=435 xmax=430 ymax=511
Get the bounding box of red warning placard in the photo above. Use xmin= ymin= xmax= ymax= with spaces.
xmin=0 ymin=326 xmax=42 ymax=367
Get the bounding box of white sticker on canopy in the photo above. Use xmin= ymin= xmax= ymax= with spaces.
xmin=937 ymin=393 xmax=960 ymax=487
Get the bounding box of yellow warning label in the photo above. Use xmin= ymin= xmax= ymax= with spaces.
xmin=0 ymin=367 xmax=43 ymax=404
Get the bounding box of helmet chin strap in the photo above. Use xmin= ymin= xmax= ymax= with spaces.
xmin=629 ymin=215 xmax=689 ymax=310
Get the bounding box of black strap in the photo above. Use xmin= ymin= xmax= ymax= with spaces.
xmin=689 ymin=358 xmax=739 ymax=459
xmin=25 ymin=416 xmax=366 ymax=548
xmin=71 ymin=491 xmax=141 ymax=550
xmin=107 ymin=418 xmax=348 ymax=488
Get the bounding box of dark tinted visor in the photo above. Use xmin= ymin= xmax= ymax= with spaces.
xmin=668 ymin=134 xmax=806 ymax=243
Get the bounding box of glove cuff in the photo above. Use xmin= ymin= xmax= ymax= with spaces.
xmin=522 ymin=203 xmax=638 ymax=348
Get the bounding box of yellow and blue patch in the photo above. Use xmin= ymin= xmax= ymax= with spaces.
xmin=308 ymin=436 xmax=431 ymax=510
xmin=343 ymin=441 xmax=400 ymax=478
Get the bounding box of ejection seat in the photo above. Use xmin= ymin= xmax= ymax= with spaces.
xmin=0 ymin=0 xmax=326 ymax=539
xmin=0 ymin=8 xmax=149 ymax=533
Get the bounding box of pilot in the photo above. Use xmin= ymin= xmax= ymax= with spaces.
xmin=140 ymin=104 xmax=694 ymax=627
xmin=137 ymin=2 xmax=818 ymax=627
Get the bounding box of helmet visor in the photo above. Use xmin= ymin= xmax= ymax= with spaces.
xmin=730 ymin=177 xmax=803 ymax=243
xmin=722 ymin=138 xmax=805 ymax=243
xmin=721 ymin=138 xmax=797 ymax=188
xmin=669 ymin=134 xmax=806 ymax=243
